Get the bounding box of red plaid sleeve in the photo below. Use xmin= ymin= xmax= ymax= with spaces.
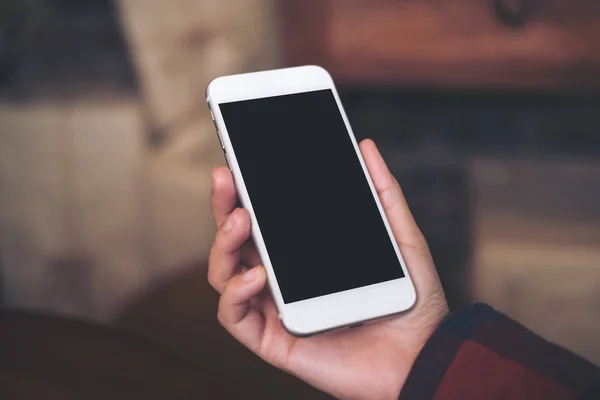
xmin=399 ymin=303 xmax=600 ymax=400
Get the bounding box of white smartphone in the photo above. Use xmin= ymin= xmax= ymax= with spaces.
xmin=206 ymin=66 xmax=416 ymax=336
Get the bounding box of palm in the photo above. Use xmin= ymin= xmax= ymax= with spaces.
xmin=241 ymin=240 xmax=445 ymax=400
xmin=209 ymin=140 xmax=448 ymax=400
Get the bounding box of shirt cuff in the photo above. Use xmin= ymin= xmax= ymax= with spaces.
xmin=399 ymin=303 xmax=600 ymax=400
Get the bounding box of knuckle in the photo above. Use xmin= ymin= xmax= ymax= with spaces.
xmin=217 ymin=299 xmax=229 ymax=327
xmin=208 ymin=237 xmax=225 ymax=265
xmin=416 ymin=229 xmax=431 ymax=251
xmin=207 ymin=267 xmax=220 ymax=291
xmin=207 ymin=272 xmax=216 ymax=289
xmin=217 ymin=309 xmax=226 ymax=327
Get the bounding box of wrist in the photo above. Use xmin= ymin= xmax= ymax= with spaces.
xmin=389 ymin=306 xmax=449 ymax=398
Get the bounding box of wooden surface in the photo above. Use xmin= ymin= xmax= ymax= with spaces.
xmin=0 ymin=309 xmax=232 ymax=399
xmin=0 ymin=264 xmax=330 ymax=399
xmin=283 ymin=0 xmax=600 ymax=91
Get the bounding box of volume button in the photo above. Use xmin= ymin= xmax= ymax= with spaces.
xmin=216 ymin=130 xmax=224 ymax=150
xmin=224 ymin=151 xmax=232 ymax=171
xmin=209 ymin=109 xmax=215 ymax=121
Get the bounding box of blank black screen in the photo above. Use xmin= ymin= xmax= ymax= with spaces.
xmin=219 ymin=89 xmax=404 ymax=303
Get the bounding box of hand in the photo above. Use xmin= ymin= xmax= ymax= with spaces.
xmin=208 ymin=139 xmax=448 ymax=400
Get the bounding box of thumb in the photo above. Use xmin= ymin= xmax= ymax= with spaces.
xmin=359 ymin=139 xmax=426 ymax=250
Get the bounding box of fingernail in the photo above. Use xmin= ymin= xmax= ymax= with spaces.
xmin=242 ymin=267 xmax=259 ymax=282
xmin=223 ymin=213 xmax=235 ymax=232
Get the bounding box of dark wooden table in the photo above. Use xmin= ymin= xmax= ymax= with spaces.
xmin=0 ymin=265 xmax=331 ymax=400
xmin=0 ymin=308 xmax=232 ymax=399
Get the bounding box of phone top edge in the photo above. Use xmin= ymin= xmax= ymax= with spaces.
xmin=210 ymin=65 xmax=329 ymax=81
xmin=206 ymin=65 xmax=334 ymax=105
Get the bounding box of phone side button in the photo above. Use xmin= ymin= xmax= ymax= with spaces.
xmin=216 ymin=130 xmax=224 ymax=150
xmin=224 ymin=151 xmax=232 ymax=171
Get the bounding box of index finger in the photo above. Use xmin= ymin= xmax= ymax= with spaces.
xmin=211 ymin=167 xmax=238 ymax=227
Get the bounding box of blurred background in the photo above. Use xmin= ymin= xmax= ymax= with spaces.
xmin=0 ymin=0 xmax=599 ymax=398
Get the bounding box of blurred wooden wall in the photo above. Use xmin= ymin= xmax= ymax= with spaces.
xmin=0 ymin=0 xmax=281 ymax=321
xmin=283 ymin=0 xmax=600 ymax=91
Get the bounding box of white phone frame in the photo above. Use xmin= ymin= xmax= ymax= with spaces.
xmin=207 ymin=66 xmax=416 ymax=336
